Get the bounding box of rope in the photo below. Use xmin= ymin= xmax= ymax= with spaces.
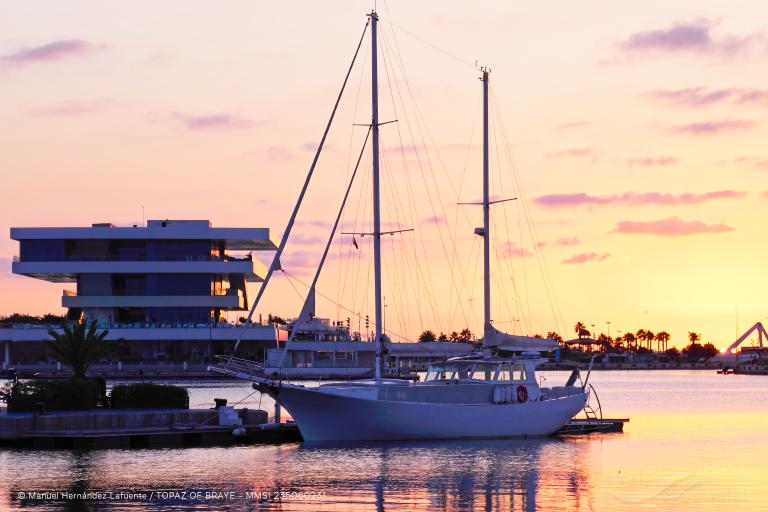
xmin=234 ymin=18 xmax=370 ymax=349
xmin=379 ymin=17 xmax=475 ymax=70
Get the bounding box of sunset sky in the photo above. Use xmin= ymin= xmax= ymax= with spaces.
xmin=1 ymin=1 xmax=767 ymax=349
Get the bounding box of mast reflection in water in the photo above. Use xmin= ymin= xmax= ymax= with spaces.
xmin=2 ymin=438 xmax=588 ymax=511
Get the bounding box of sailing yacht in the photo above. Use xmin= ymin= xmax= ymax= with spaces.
xmin=212 ymin=11 xmax=590 ymax=442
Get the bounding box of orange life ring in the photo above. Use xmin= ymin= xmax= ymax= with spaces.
xmin=516 ymin=385 xmax=528 ymax=403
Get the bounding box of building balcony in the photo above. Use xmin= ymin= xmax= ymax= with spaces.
xmin=12 ymin=259 xmax=266 ymax=283
xmin=61 ymin=290 xmax=246 ymax=310
xmin=10 ymin=223 xmax=277 ymax=251
xmin=0 ymin=323 xmax=283 ymax=342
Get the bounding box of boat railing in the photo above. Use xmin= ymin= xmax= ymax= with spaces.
xmin=211 ymin=355 xmax=266 ymax=378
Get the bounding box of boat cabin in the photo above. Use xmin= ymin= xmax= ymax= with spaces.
xmin=424 ymin=358 xmax=542 ymax=384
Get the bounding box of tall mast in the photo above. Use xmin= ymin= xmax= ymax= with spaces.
xmin=482 ymin=69 xmax=491 ymax=350
xmin=370 ymin=11 xmax=383 ymax=380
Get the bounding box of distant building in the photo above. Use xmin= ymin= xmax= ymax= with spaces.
xmin=3 ymin=220 xmax=283 ymax=370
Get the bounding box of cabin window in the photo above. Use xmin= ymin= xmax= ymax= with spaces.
xmin=425 ymin=368 xmax=455 ymax=381
xmin=497 ymin=364 xmax=527 ymax=381
xmin=471 ymin=363 xmax=498 ymax=381
xmin=315 ymin=351 xmax=333 ymax=361
xmin=335 ymin=351 xmax=353 ymax=361
xmin=455 ymin=366 xmax=471 ymax=380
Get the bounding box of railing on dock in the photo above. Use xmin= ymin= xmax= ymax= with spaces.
xmin=210 ymin=355 xmax=266 ymax=380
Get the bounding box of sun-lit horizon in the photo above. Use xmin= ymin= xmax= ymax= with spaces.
xmin=2 ymin=1 xmax=767 ymax=350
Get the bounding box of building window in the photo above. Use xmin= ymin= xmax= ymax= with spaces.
xmin=19 ymin=240 xmax=65 ymax=262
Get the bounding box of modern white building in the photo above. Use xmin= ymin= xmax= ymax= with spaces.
xmin=3 ymin=220 xmax=284 ymax=371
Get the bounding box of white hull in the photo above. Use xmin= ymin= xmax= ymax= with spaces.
xmin=265 ymin=382 xmax=587 ymax=442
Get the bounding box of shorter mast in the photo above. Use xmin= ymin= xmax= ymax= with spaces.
xmin=481 ymin=68 xmax=492 ymax=357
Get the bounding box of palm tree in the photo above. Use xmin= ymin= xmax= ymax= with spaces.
xmin=418 ymin=330 xmax=436 ymax=343
xmin=635 ymin=329 xmax=646 ymax=349
xmin=48 ymin=321 xmax=124 ymax=379
xmin=574 ymin=322 xmax=586 ymax=338
xmin=644 ymin=330 xmax=655 ymax=351
xmin=624 ymin=332 xmax=637 ymax=352
xmin=458 ymin=328 xmax=474 ymax=342
xmin=448 ymin=331 xmax=460 ymax=342
xmin=688 ymin=331 xmax=701 ymax=344
xmin=547 ymin=331 xmax=564 ymax=344
xmin=655 ymin=331 xmax=671 ymax=352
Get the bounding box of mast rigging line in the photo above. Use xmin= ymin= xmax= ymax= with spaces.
xmin=276 ymin=127 xmax=373 ymax=369
xmin=281 ymin=269 xmax=410 ymax=343
xmin=377 ymin=23 xmax=471 ymax=330
xmin=234 ymin=19 xmax=370 ymax=351
xmin=379 ymin=18 xmax=476 ymax=70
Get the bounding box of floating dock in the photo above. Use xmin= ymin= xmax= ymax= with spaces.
xmin=555 ymin=418 xmax=628 ymax=435
xmin=0 ymin=408 xmax=301 ymax=449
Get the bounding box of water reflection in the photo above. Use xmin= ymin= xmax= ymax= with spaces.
xmin=290 ymin=439 xmax=586 ymax=511
xmin=7 ymin=371 xmax=768 ymax=511
xmin=2 ymin=438 xmax=590 ymax=511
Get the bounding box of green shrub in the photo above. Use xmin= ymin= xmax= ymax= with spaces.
xmin=109 ymin=383 xmax=189 ymax=409
xmin=6 ymin=378 xmax=99 ymax=412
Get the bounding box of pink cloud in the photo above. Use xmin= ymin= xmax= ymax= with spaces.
xmin=554 ymin=237 xmax=580 ymax=247
xmin=616 ymin=20 xmax=767 ymax=56
xmin=646 ymin=87 xmax=768 ymax=107
xmin=180 ymin=113 xmax=254 ymax=130
xmin=546 ymin=147 xmax=595 ymax=159
xmin=501 ymin=242 xmax=533 ymax=258
xmin=30 ymin=98 xmax=111 ymax=116
xmin=728 ymin=156 xmax=768 ymax=169
xmin=735 ymin=89 xmax=768 ymax=106
xmin=671 ymin=119 xmax=758 ymax=135
xmin=555 ymin=121 xmax=590 ymax=131
xmin=297 ymin=220 xmax=332 ymax=229
xmin=289 ymin=233 xmax=323 ymax=246
xmin=265 ymin=145 xmax=293 ymax=160
xmin=386 ymin=144 xmax=427 ymax=154
xmin=626 ymin=156 xmax=679 ymax=168
xmin=763 ymin=191 xmax=768 ymax=198
xmin=562 ymin=252 xmax=610 ymax=264
xmin=422 ymin=215 xmax=447 ymax=225
xmin=1 ymin=39 xmax=96 ymax=69
xmin=535 ymin=190 xmax=745 ymax=208
xmin=614 ymin=217 xmax=733 ymax=236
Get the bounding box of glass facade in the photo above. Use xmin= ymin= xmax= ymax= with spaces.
xmin=20 ymin=240 xmax=217 ymax=262
xmin=19 ymin=240 xmax=65 ymax=261
xmin=18 ymin=235 xmax=249 ymax=324
xmin=147 ymin=274 xmax=212 ymax=296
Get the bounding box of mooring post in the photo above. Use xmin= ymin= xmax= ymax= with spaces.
xmin=274 ymin=402 xmax=281 ymax=424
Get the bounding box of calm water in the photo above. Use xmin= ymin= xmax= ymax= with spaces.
xmin=2 ymin=371 xmax=768 ymax=511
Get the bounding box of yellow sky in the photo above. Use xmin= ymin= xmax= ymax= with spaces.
xmin=1 ymin=1 xmax=767 ymax=348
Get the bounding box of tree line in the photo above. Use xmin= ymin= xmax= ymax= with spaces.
xmin=416 ymin=322 xmax=721 ymax=361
